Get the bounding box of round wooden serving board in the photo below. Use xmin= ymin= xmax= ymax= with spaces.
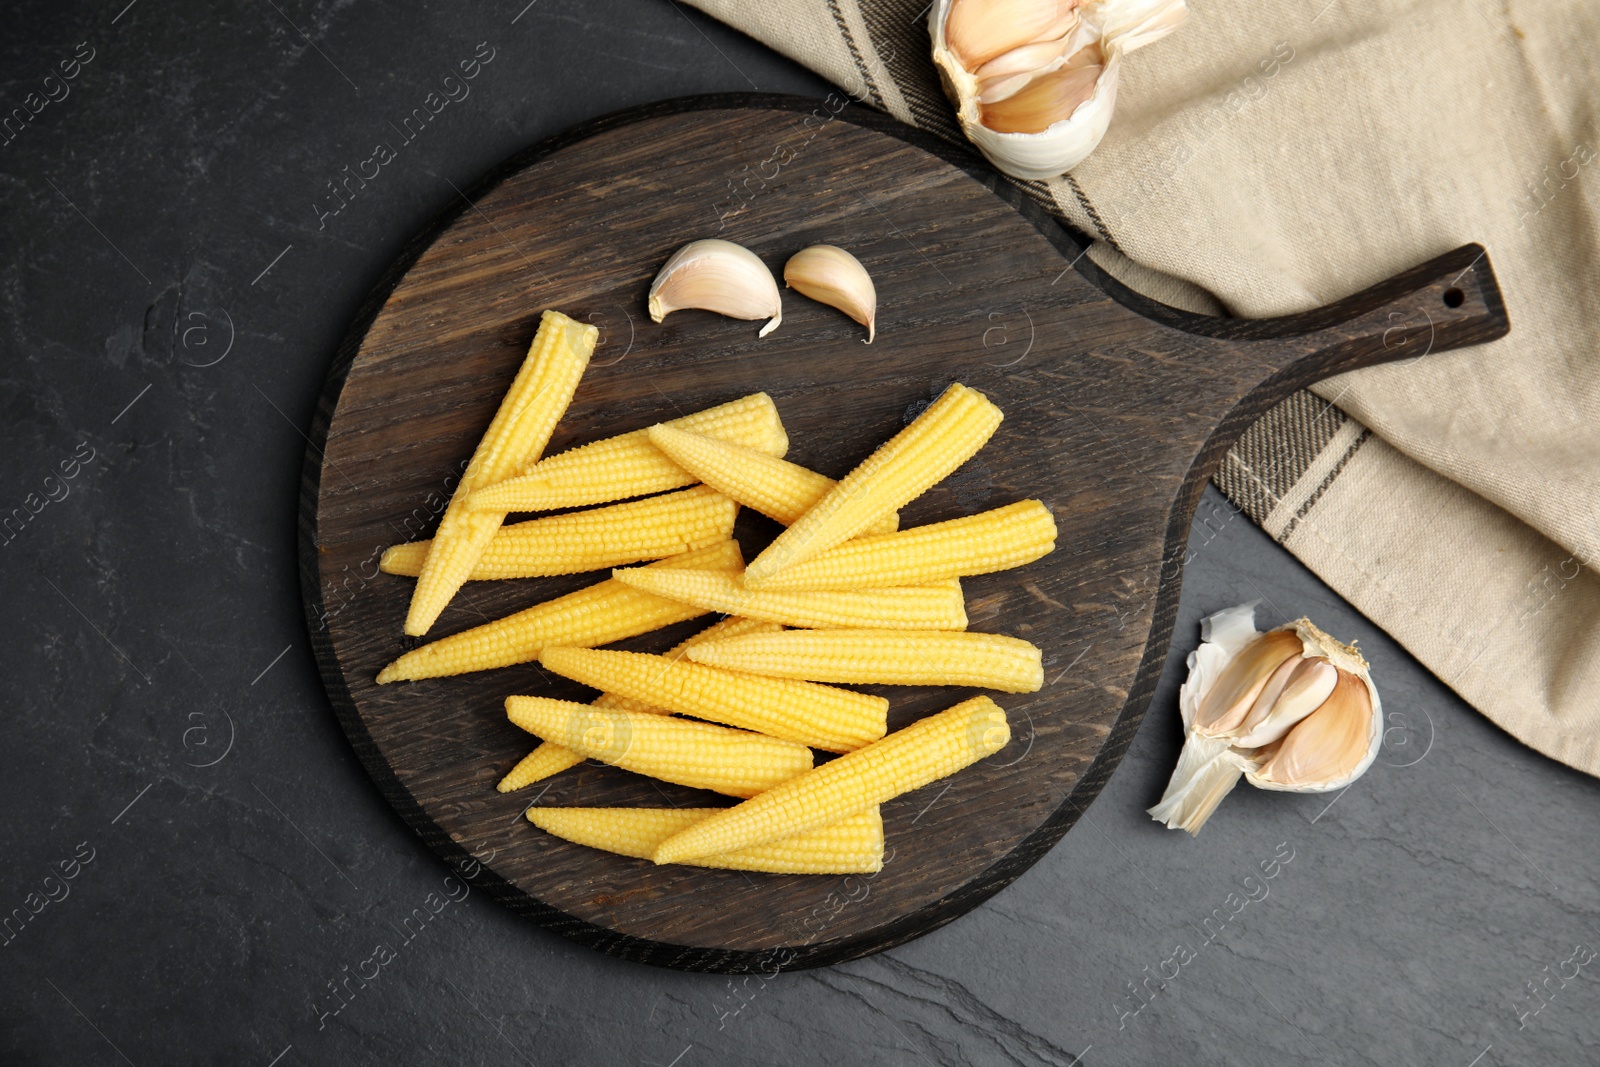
xmin=300 ymin=95 xmax=1508 ymax=972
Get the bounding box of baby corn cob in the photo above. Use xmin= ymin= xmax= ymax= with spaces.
xmin=380 ymin=486 xmax=737 ymax=580
xmin=505 ymin=696 xmax=813 ymax=798
xmin=647 ymin=423 xmax=899 ymax=535
xmin=467 ymin=393 xmax=788 ymax=513
xmin=688 ymin=629 xmax=1044 ymax=692
xmin=539 ymin=646 xmax=888 ymax=753
xmin=498 ymin=742 xmax=590 ymax=793
xmin=744 ymin=383 xmax=1002 ymax=584
xmin=610 ymin=567 xmax=968 ymax=631
xmin=749 ymin=500 xmax=1056 ymax=592
xmin=653 ymin=695 xmax=1010 ymax=863
xmin=376 ymin=540 xmax=742 ymax=683
xmin=498 ymin=616 xmax=782 ymax=792
xmin=498 ymin=688 xmax=666 ymax=792
xmin=527 ymin=806 xmax=884 ymax=874
xmin=405 ymin=310 xmax=596 ymax=635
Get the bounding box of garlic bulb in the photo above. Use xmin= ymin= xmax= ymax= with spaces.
xmin=783 ymin=245 xmax=877 ymax=343
xmin=930 ymin=0 xmax=1188 ymax=180
xmin=1148 ymin=604 xmax=1382 ymax=834
xmin=647 ymin=239 xmax=782 ymax=337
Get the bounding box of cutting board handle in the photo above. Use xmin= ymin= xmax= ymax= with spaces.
xmin=1076 ymin=243 xmax=1510 ymax=429
xmin=1057 ymin=242 xmax=1510 ymax=538
xmin=1231 ymin=242 xmax=1509 ymax=377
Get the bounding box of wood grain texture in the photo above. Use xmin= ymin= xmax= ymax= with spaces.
xmin=298 ymin=95 xmax=1509 ymax=973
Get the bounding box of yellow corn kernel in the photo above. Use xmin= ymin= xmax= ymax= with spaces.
xmin=527 ymin=806 xmax=884 ymax=874
xmin=539 ymin=646 xmax=887 ymax=753
xmin=405 ymin=311 xmax=596 ymax=635
xmin=687 ymin=629 xmax=1044 ymax=692
xmin=498 ymin=616 xmax=782 ymax=792
xmin=748 ymin=500 xmax=1056 ymax=592
xmin=609 ymin=567 xmax=968 ymax=631
xmin=745 ymin=383 xmax=1002 ymax=584
xmin=647 ymin=423 xmax=899 ymax=534
xmin=505 ymin=696 xmax=813 ymax=798
xmin=654 ymin=696 xmax=1010 ymax=863
xmin=377 ymin=540 xmax=742 ymax=683
xmin=380 ymin=486 xmax=737 ymax=580
xmin=466 ymin=393 xmax=788 ymax=513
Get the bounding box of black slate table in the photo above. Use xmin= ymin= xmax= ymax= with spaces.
xmin=3 ymin=2 xmax=1597 ymax=1064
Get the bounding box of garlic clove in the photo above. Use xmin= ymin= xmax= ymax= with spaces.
xmin=1250 ymin=670 xmax=1375 ymax=790
xmin=647 ymin=239 xmax=782 ymax=338
xmin=974 ymin=30 xmax=1085 ymax=103
xmin=1232 ymin=657 xmax=1339 ymax=749
xmin=783 ymin=245 xmax=877 ymax=343
xmin=977 ymin=71 xmax=1042 ymax=105
xmin=1201 ymin=653 xmax=1301 ymax=739
xmin=979 ymin=61 xmax=1104 ymax=135
xmin=1191 ymin=628 xmax=1301 ymax=735
xmin=944 ymin=0 xmax=1079 ymax=69
xmin=972 ymin=31 xmax=1077 ymax=83
xmin=1031 ymin=5 xmax=1085 ymax=46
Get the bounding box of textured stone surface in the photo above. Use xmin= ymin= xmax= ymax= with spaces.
xmin=1 ymin=1 xmax=1596 ymax=1063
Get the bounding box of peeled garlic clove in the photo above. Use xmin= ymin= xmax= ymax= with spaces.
xmin=783 ymin=245 xmax=877 ymax=344
xmin=1151 ymin=605 xmax=1382 ymax=833
xmin=945 ymin=0 xmax=1079 ymax=69
xmin=1250 ymin=670 xmax=1378 ymax=790
xmin=648 ymin=239 xmax=782 ymax=338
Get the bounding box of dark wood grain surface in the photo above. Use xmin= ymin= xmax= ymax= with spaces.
xmin=299 ymin=95 xmax=1508 ymax=972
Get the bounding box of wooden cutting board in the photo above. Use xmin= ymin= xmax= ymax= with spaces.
xmin=299 ymin=95 xmax=1508 ymax=973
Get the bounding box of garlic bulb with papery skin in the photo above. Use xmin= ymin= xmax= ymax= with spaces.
xmin=1148 ymin=604 xmax=1383 ymax=834
xmin=931 ymin=0 xmax=1187 ymax=180
xmin=648 ymin=239 xmax=782 ymax=338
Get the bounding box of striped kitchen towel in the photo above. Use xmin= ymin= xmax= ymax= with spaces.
xmin=688 ymin=0 xmax=1600 ymax=776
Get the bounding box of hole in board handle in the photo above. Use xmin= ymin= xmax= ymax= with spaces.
xmin=1443 ymin=287 xmax=1465 ymax=308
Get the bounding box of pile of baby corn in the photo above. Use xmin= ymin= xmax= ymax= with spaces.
xmin=377 ymin=310 xmax=1057 ymax=875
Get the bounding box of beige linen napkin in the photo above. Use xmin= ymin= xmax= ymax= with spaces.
xmin=687 ymin=0 xmax=1600 ymax=776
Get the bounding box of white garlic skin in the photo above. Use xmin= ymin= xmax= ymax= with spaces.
xmin=930 ymin=0 xmax=1187 ymax=180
